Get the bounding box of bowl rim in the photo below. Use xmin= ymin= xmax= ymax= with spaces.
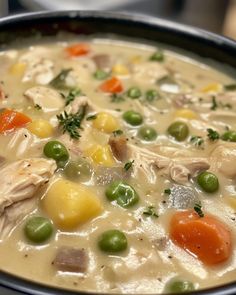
xmin=0 ymin=10 xmax=236 ymax=295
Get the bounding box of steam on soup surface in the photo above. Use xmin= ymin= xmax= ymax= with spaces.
xmin=0 ymin=38 xmax=236 ymax=294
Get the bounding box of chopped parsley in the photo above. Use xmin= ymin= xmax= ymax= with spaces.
xmin=112 ymin=129 xmax=123 ymax=136
xmin=110 ymin=93 xmax=125 ymax=103
xmin=224 ymin=84 xmax=236 ymax=91
xmin=86 ymin=114 xmax=97 ymax=121
xmin=149 ymin=49 xmax=164 ymax=62
xmin=210 ymin=96 xmax=218 ymax=110
xmin=124 ymin=160 xmax=134 ymax=171
xmin=164 ymin=188 xmax=171 ymax=195
xmin=50 ymin=68 xmax=72 ymax=89
xmin=64 ymin=88 xmax=81 ymax=106
xmin=207 ymin=128 xmax=220 ymax=141
xmin=190 ymin=136 xmax=204 ymax=147
xmin=57 ymin=105 xmax=87 ymax=139
xmin=34 ymin=104 xmax=42 ymax=110
xmin=143 ymin=206 xmax=159 ymax=218
xmin=194 ymin=202 xmax=204 ymax=218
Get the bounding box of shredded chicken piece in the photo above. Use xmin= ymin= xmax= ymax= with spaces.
xmin=24 ymin=86 xmax=64 ymax=113
xmin=108 ymin=135 xmax=128 ymax=161
xmin=131 ymin=61 xmax=168 ymax=85
xmin=93 ymin=54 xmax=111 ymax=70
xmin=210 ymin=144 xmax=236 ymax=178
xmin=0 ymin=158 xmax=56 ymax=239
xmin=129 ymin=144 xmax=209 ymax=184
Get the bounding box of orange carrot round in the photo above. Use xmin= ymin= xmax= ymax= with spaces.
xmin=99 ymin=77 xmax=123 ymax=93
xmin=170 ymin=210 xmax=232 ymax=265
xmin=0 ymin=109 xmax=32 ymax=133
xmin=65 ymin=43 xmax=90 ymax=57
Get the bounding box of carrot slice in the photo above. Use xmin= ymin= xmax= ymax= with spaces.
xmin=0 ymin=109 xmax=32 ymax=133
xmin=170 ymin=210 xmax=232 ymax=265
xmin=65 ymin=43 xmax=90 ymax=57
xmin=99 ymin=77 xmax=123 ymax=93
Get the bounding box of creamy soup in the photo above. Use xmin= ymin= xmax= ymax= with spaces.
xmin=0 ymin=38 xmax=236 ymax=294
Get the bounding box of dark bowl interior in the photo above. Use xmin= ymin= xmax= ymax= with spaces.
xmin=0 ymin=10 xmax=236 ymax=295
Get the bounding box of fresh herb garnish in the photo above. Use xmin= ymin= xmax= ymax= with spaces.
xmin=207 ymin=128 xmax=220 ymax=141
xmin=124 ymin=160 xmax=134 ymax=171
xmin=50 ymin=68 xmax=72 ymax=89
xmin=210 ymin=96 xmax=218 ymax=110
xmin=112 ymin=129 xmax=123 ymax=136
xmin=194 ymin=202 xmax=204 ymax=218
xmin=190 ymin=136 xmax=204 ymax=147
xmin=34 ymin=104 xmax=42 ymax=110
xmin=86 ymin=114 xmax=97 ymax=121
xmin=164 ymin=188 xmax=171 ymax=195
xmin=57 ymin=105 xmax=87 ymax=139
xmin=110 ymin=93 xmax=125 ymax=103
xmin=149 ymin=49 xmax=164 ymax=62
xmin=64 ymin=88 xmax=81 ymax=106
xmin=143 ymin=206 xmax=159 ymax=218
xmin=224 ymin=84 xmax=236 ymax=91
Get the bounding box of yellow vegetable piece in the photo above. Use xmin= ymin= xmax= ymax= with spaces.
xmin=225 ymin=196 xmax=236 ymax=209
xmin=93 ymin=112 xmax=119 ymax=133
xmin=201 ymin=83 xmax=222 ymax=93
xmin=42 ymin=179 xmax=103 ymax=230
xmin=85 ymin=144 xmax=115 ymax=167
xmin=9 ymin=62 xmax=26 ymax=76
xmin=130 ymin=55 xmax=142 ymax=64
xmin=112 ymin=64 xmax=129 ymax=75
xmin=27 ymin=119 xmax=54 ymax=138
xmin=174 ymin=108 xmax=197 ymax=120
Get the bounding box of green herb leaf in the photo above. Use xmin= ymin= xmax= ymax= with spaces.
xmin=194 ymin=202 xmax=204 ymax=218
xmin=190 ymin=136 xmax=204 ymax=147
xmin=93 ymin=69 xmax=110 ymax=80
xmin=34 ymin=104 xmax=42 ymax=110
xmin=50 ymin=68 xmax=72 ymax=89
xmin=207 ymin=128 xmax=220 ymax=141
xmin=124 ymin=160 xmax=134 ymax=171
xmin=224 ymin=84 xmax=236 ymax=91
xmin=86 ymin=114 xmax=97 ymax=121
xmin=164 ymin=188 xmax=171 ymax=195
xmin=57 ymin=105 xmax=87 ymax=139
xmin=210 ymin=96 xmax=218 ymax=110
xmin=143 ymin=206 xmax=159 ymax=218
xmin=149 ymin=49 xmax=164 ymax=62
xmin=110 ymin=93 xmax=125 ymax=103
xmin=112 ymin=129 xmax=123 ymax=136
xmin=64 ymin=88 xmax=81 ymax=106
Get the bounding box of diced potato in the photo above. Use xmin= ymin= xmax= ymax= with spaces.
xmin=85 ymin=144 xmax=115 ymax=167
xmin=112 ymin=64 xmax=129 ymax=75
xmin=93 ymin=112 xmax=119 ymax=133
xmin=225 ymin=196 xmax=236 ymax=210
xmin=130 ymin=55 xmax=142 ymax=64
xmin=174 ymin=108 xmax=197 ymax=120
xmin=201 ymin=83 xmax=222 ymax=93
xmin=9 ymin=62 xmax=26 ymax=76
xmin=27 ymin=119 xmax=54 ymax=138
xmin=42 ymin=179 xmax=103 ymax=230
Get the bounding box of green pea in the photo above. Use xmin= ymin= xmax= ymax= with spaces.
xmin=123 ymin=110 xmax=143 ymax=126
xmin=105 ymin=181 xmax=139 ymax=208
xmin=24 ymin=216 xmax=53 ymax=243
xmin=64 ymin=158 xmax=92 ymax=180
xmin=43 ymin=140 xmax=69 ymax=167
xmin=166 ymin=279 xmax=195 ymax=293
xmin=167 ymin=121 xmax=189 ymax=141
xmin=93 ymin=69 xmax=109 ymax=80
xmin=138 ymin=126 xmax=157 ymax=141
xmin=149 ymin=50 xmax=164 ymax=62
xmin=127 ymin=87 xmax=141 ymax=99
xmin=98 ymin=229 xmax=128 ymax=253
xmin=221 ymin=130 xmax=236 ymax=142
xmin=146 ymin=89 xmax=159 ymax=102
xmin=197 ymin=171 xmax=219 ymax=193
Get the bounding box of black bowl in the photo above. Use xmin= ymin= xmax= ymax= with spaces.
xmin=0 ymin=10 xmax=236 ymax=295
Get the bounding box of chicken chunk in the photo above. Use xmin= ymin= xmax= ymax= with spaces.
xmin=108 ymin=135 xmax=128 ymax=161
xmin=129 ymin=144 xmax=209 ymax=184
xmin=0 ymin=158 xmax=56 ymax=239
xmin=24 ymin=86 xmax=64 ymax=113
